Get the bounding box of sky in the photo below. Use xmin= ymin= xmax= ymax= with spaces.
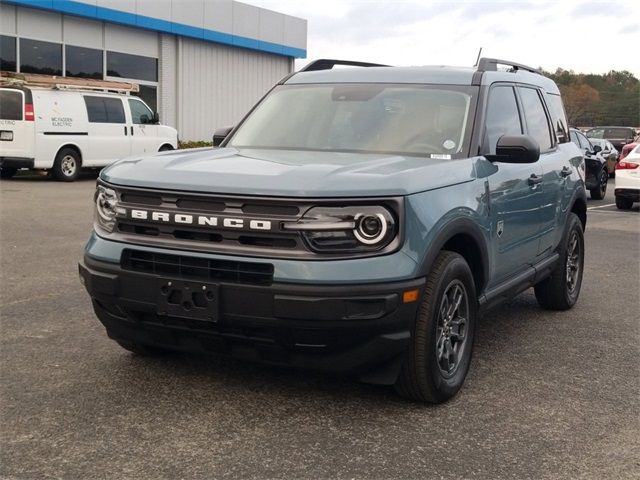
xmin=246 ymin=0 xmax=640 ymax=77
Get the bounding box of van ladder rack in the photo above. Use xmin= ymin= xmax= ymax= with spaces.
xmin=0 ymin=71 xmax=139 ymax=93
xmin=299 ymin=59 xmax=390 ymax=72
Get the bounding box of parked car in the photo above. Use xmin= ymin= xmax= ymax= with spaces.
xmin=588 ymin=138 xmax=618 ymax=175
xmin=585 ymin=126 xmax=636 ymax=152
xmin=615 ymin=144 xmax=640 ymax=209
xmin=619 ymin=135 xmax=640 ymax=161
xmin=570 ymin=128 xmax=608 ymax=199
xmin=0 ymin=72 xmax=177 ymax=181
xmin=79 ymin=57 xmax=587 ymax=403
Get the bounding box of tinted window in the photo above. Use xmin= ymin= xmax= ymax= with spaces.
xmin=66 ymin=45 xmax=103 ymax=79
xmin=128 ymin=98 xmax=153 ymax=124
xmin=518 ymin=87 xmax=552 ymax=152
xmin=484 ymin=85 xmax=522 ymax=154
xmin=545 ymin=93 xmax=569 ymax=144
xmin=1 ymin=35 xmax=17 ymax=72
xmin=20 ymin=38 xmax=62 ymax=75
xmin=107 ymin=51 xmax=157 ymax=82
xmin=606 ymin=128 xmax=634 ymax=139
xmin=132 ymin=85 xmax=157 ymax=112
xmin=586 ymin=128 xmax=604 ymax=139
xmin=0 ymin=90 xmax=22 ymax=120
xmin=84 ymin=96 xmax=125 ymax=123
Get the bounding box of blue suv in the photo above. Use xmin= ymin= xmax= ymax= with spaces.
xmin=80 ymin=58 xmax=587 ymax=403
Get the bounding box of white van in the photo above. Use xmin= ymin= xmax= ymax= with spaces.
xmin=0 ymin=78 xmax=177 ymax=181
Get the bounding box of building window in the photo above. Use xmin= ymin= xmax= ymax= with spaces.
xmin=1 ymin=35 xmax=17 ymax=72
xmin=66 ymin=45 xmax=103 ymax=79
xmin=132 ymin=85 xmax=157 ymax=112
xmin=107 ymin=51 xmax=157 ymax=82
xmin=84 ymin=96 xmax=126 ymax=124
xmin=20 ymin=38 xmax=62 ymax=75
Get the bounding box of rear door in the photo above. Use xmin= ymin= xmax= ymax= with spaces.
xmin=0 ymin=88 xmax=34 ymax=159
xmin=82 ymin=95 xmax=130 ymax=166
xmin=127 ymin=97 xmax=159 ymax=155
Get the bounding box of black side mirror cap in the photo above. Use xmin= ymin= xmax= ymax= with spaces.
xmin=213 ymin=126 xmax=234 ymax=147
xmin=592 ymin=144 xmax=602 ymax=153
xmin=488 ymin=134 xmax=540 ymax=163
xmin=152 ymin=111 xmax=160 ymax=124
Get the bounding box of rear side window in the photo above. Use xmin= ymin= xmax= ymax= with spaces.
xmin=518 ymin=87 xmax=553 ymax=152
xmin=84 ymin=96 xmax=125 ymax=124
xmin=483 ymin=85 xmax=523 ymax=155
xmin=0 ymin=90 xmax=23 ymax=120
xmin=545 ymin=93 xmax=569 ymax=144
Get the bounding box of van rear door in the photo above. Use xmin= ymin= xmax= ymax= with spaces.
xmin=0 ymin=88 xmax=35 ymax=163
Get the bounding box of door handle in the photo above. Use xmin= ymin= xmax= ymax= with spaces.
xmin=560 ymin=166 xmax=573 ymax=177
xmin=130 ymin=126 xmax=134 ymax=136
xmin=528 ymin=174 xmax=543 ymax=186
xmin=124 ymin=126 xmax=127 ymax=136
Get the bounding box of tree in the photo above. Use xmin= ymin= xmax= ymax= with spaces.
xmin=559 ymin=83 xmax=600 ymax=126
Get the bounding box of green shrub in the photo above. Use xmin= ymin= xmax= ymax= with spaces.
xmin=178 ymin=140 xmax=213 ymax=149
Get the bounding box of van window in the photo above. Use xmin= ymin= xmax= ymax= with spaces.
xmin=0 ymin=90 xmax=23 ymax=120
xmin=483 ymin=85 xmax=523 ymax=155
xmin=84 ymin=96 xmax=125 ymax=124
xmin=518 ymin=87 xmax=553 ymax=152
xmin=128 ymin=98 xmax=153 ymax=124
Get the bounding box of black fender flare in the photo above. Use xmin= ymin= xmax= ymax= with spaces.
xmin=416 ymin=217 xmax=490 ymax=296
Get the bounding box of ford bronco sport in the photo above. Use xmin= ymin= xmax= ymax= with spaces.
xmin=79 ymin=58 xmax=587 ymax=403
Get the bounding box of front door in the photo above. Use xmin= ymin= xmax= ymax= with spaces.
xmin=127 ymin=97 xmax=159 ymax=156
xmin=482 ymin=84 xmax=544 ymax=285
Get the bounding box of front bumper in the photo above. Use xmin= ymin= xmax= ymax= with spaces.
xmin=0 ymin=157 xmax=34 ymax=169
xmin=80 ymin=253 xmax=425 ymax=382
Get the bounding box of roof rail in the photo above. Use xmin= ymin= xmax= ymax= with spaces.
xmin=299 ymin=59 xmax=389 ymax=72
xmin=0 ymin=71 xmax=139 ymax=94
xmin=476 ymin=58 xmax=541 ymax=74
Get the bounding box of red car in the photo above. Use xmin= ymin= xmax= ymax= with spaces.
xmin=620 ymin=135 xmax=640 ymax=161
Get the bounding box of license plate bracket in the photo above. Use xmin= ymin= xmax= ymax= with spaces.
xmin=157 ymin=279 xmax=219 ymax=322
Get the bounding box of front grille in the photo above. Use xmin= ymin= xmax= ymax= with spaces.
xmin=121 ymin=249 xmax=274 ymax=286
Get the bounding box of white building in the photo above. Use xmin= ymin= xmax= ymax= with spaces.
xmin=0 ymin=0 xmax=307 ymax=141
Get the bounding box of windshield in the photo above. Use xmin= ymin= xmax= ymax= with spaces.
xmin=228 ymin=84 xmax=476 ymax=158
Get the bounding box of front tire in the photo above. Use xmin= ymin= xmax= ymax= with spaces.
xmin=0 ymin=167 xmax=17 ymax=179
xmin=615 ymin=196 xmax=633 ymax=210
xmin=52 ymin=148 xmax=81 ymax=182
xmin=589 ymin=168 xmax=607 ymax=200
xmin=534 ymin=213 xmax=584 ymax=310
xmin=395 ymin=251 xmax=476 ymax=403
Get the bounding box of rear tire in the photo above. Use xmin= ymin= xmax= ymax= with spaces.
xmin=52 ymin=148 xmax=81 ymax=182
xmin=395 ymin=251 xmax=476 ymax=403
xmin=0 ymin=167 xmax=17 ymax=179
xmin=116 ymin=340 xmax=171 ymax=357
xmin=615 ymin=196 xmax=633 ymax=210
xmin=534 ymin=213 xmax=584 ymax=310
xmin=589 ymin=169 xmax=607 ymax=200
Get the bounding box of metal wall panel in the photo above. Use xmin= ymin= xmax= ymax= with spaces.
xmin=17 ymin=7 xmax=62 ymax=42
xmin=159 ymin=33 xmax=178 ymax=130
xmin=63 ymin=15 xmax=103 ymax=49
xmin=175 ymin=36 xmax=290 ymax=141
xmin=0 ymin=4 xmax=17 ymax=35
xmin=105 ymin=23 xmax=159 ymax=57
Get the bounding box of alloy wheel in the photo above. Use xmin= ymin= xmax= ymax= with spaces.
xmin=436 ymin=280 xmax=469 ymax=377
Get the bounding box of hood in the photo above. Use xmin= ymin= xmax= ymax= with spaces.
xmin=100 ymin=147 xmax=476 ymax=197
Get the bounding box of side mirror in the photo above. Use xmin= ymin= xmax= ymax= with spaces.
xmin=152 ymin=111 xmax=160 ymax=124
xmin=592 ymin=144 xmax=602 ymax=153
xmin=213 ymin=126 xmax=233 ymax=147
xmin=489 ymin=135 xmax=540 ymax=163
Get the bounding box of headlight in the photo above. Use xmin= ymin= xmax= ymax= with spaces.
xmin=94 ymin=185 xmax=119 ymax=233
xmin=283 ymin=206 xmax=397 ymax=252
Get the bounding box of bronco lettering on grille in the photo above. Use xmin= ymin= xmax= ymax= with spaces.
xmin=126 ymin=208 xmax=273 ymax=231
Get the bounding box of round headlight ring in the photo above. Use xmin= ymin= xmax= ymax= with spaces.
xmin=353 ymin=213 xmax=388 ymax=245
xmin=96 ymin=186 xmax=118 ymax=223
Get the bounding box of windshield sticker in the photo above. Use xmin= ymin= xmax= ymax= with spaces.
xmin=431 ymin=154 xmax=451 ymax=159
xmin=443 ymin=139 xmax=456 ymax=150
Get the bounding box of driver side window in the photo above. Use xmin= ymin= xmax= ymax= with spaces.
xmin=484 ymin=85 xmax=523 ymax=155
xmin=128 ymin=98 xmax=153 ymax=125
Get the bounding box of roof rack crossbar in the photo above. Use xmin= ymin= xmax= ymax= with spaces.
xmin=476 ymin=57 xmax=541 ymax=74
xmin=299 ymin=59 xmax=389 ymax=72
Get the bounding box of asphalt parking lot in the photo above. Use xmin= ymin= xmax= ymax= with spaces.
xmin=1 ymin=174 xmax=639 ymax=480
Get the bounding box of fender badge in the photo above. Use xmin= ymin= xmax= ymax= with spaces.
xmin=497 ymin=220 xmax=504 ymax=238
